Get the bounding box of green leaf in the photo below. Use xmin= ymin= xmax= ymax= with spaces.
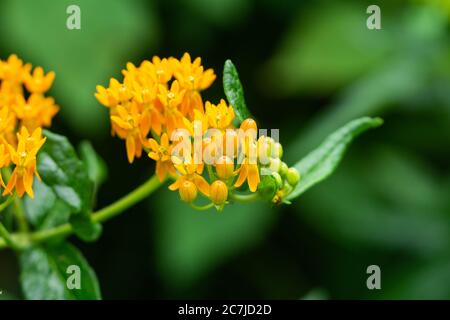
xmin=34 ymin=130 xmax=101 ymax=241
xmin=180 ymin=0 xmax=250 ymax=27
xmin=20 ymin=243 xmax=101 ymax=300
xmin=287 ymin=117 xmax=383 ymax=200
xmin=79 ymin=141 xmax=108 ymax=190
xmin=301 ymin=288 xmax=329 ymax=300
xmin=0 ymin=0 xmax=158 ymax=136
xmin=69 ymin=215 xmax=102 ymax=242
xmin=223 ymin=59 xmax=252 ymax=122
xmin=153 ymin=190 xmax=275 ymax=289
xmin=38 ymin=130 xmax=93 ymax=214
xmin=263 ymin=2 xmax=393 ymax=96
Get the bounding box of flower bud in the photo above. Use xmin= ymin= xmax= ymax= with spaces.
xmin=223 ymin=129 xmax=238 ymax=157
xmin=269 ymin=158 xmax=281 ymax=172
xmin=240 ymin=118 xmax=257 ymax=131
xmin=215 ymin=156 xmax=234 ymax=180
xmin=271 ymin=172 xmax=283 ymax=188
xmin=286 ymin=167 xmax=300 ymax=186
xmin=279 ymin=161 xmax=289 ymax=178
xmin=210 ymin=180 xmax=228 ymax=205
xmin=272 ymin=142 xmax=283 ymax=159
xmin=179 ymin=180 xmax=198 ymax=203
xmin=257 ymin=136 xmax=272 ymax=165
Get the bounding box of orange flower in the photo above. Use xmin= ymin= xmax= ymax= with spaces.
xmin=110 ymin=104 xmax=149 ymax=163
xmin=141 ymin=56 xmax=173 ymax=84
xmin=234 ymin=158 xmax=260 ymax=192
xmin=0 ymin=54 xmax=31 ymax=84
xmin=173 ymin=53 xmax=216 ymax=117
xmin=157 ymin=80 xmax=185 ymax=134
xmin=3 ymin=127 xmax=46 ymax=198
xmin=0 ymin=106 xmax=16 ymax=134
xmin=24 ymin=66 xmax=55 ymax=94
xmin=14 ymin=94 xmax=59 ymax=131
xmin=173 ymin=53 xmax=216 ymax=91
xmin=205 ymin=99 xmax=235 ymax=129
xmin=234 ymin=127 xmax=260 ymax=192
xmin=148 ymin=133 xmax=176 ymax=181
xmin=169 ymin=162 xmax=210 ymax=197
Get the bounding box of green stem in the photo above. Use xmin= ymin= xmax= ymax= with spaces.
xmin=0 ymin=174 xmax=163 ymax=250
xmin=229 ymin=192 xmax=260 ymax=202
xmin=190 ymin=202 xmax=214 ymax=211
xmin=92 ymin=175 xmax=162 ymax=223
xmin=0 ymin=222 xmax=19 ymax=250
xmin=0 ymin=195 xmax=15 ymax=213
xmin=13 ymin=196 xmax=29 ymax=233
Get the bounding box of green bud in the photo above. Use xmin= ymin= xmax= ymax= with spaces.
xmin=279 ymin=161 xmax=289 ymax=178
xmin=269 ymin=158 xmax=281 ymax=172
xmin=272 ymin=142 xmax=283 ymax=159
xmin=271 ymin=172 xmax=283 ymax=188
xmin=286 ymin=167 xmax=300 ymax=186
xmin=257 ymin=174 xmax=278 ymax=201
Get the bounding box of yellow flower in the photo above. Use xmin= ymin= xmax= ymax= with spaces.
xmin=3 ymin=127 xmax=46 ymax=198
xmin=182 ymin=109 xmax=209 ymax=136
xmin=157 ymin=80 xmax=185 ymax=134
xmin=147 ymin=133 xmax=176 ymax=181
xmin=173 ymin=53 xmax=216 ymax=91
xmin=234 ymin=158 xmax=260 ymax=192
xmin=96 ymin=78 xmax=132 ymax=108
xmin=110 ymin=104 xmax=149 ymax=163
xmin=95 ymin=84 xmax=118 ymax=108
xmin=0 ymin=144 xmax=9 ymax=187
xmin=142 ymin=56 xmax=173 ymax=84
xmin=205 ymin=99 xmax=235 ymax=129
xmin=24 ymin=66 xmax=55 ymax=94
xmin=172 ymin=53 xmax=215 ymax=118
xmin=234 ymin=122 xmax=260 ymax=192
xmin=0 ymin=106 xmax=16 ymax=134
xmin=14 ymin=94 xmax=59 ymax=131
xmin=0 ymin=54 xmax=31 ymax=84
xmin=169 ymin=162 xmax=210 ymax=197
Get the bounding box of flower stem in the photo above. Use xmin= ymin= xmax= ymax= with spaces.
xmin=190 ymin=202 xmax=214 ymax=211
xmin=13 ymin=196 xmax=29 ymax=233
xmin=92 ymin=175 xmax=162 ymax=223
xmin=229 ymin=192 xmax=260 ymax=202
xmin=0 ymin=222 xmax=19 ymax=250
xmin=0 ymin=195 xmax=15 ymax=213
xmin=0 ymin=174 xmax=163 ymax=250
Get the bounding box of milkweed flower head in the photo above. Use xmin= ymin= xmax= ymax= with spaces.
xmin=0 ymin=54 xmax=59 ymax=198
xmin=96 ymin=53 xmax=300 ymax=210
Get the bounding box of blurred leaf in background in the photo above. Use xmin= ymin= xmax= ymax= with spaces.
xmin=262 ymin=1 xmax=394 ymax=96
xmin=153 ymin=190 xmax=276 ymax=289
xmin=179 ymin=0 xmax=251 ymax=28
xmin=0 ymin=0 xmax=159 ymax=136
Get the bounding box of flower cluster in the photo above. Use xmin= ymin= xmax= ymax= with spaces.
xmin=0 ymin=54 xmax=58 ymax=198
xmin=96 ymin=53 xmax=300 ymax=209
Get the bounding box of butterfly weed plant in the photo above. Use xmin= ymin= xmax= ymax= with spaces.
xmin=0 ymin=53 xmax=382 ymax=299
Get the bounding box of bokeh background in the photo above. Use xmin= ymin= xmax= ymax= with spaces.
xmin=0 ymin=0 xmax=449 ymax=299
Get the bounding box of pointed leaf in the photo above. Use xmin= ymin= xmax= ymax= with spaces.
xmin=223 ymin=59 xmax=252 ymax=122
xmin=287 ymin=117 xmax=383 ymax=200
xmin=20 ymin=243 xmax=101 ymax=300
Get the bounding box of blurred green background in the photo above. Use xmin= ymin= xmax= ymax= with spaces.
xmin=0 ymin=0 xmax=449 ymax=299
